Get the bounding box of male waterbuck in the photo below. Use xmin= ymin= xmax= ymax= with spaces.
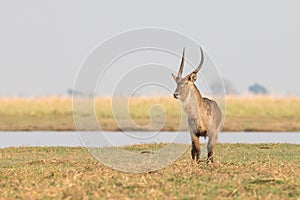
xmin=172 ymin=47 xmax=222 ymax=163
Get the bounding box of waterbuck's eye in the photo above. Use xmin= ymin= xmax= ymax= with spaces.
xmin=181 ymin=82 xmax=188 ymax=87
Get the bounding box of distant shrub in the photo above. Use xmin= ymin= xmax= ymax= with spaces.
xmin=248 ymin=83 xmax=268 ymax=94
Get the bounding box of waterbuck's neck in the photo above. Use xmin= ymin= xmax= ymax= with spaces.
xmin=181 ymin=84 xmax=204 ymax=120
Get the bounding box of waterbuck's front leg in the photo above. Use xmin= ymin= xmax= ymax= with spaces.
xmin=191 ymin=134 xmax=200 ymax=162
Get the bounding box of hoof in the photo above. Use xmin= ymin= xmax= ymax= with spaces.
xmin=206 ymin=158 xmax=214 ymax=164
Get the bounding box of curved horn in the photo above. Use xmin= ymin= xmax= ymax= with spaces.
xmin=178 ymin=47 xmax=185 ymax=78
xmin=193 ymin=46 xmax=204 ymax=74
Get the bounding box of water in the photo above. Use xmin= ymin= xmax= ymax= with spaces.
xmin=0 ymin=131 xmax=299 ymax=148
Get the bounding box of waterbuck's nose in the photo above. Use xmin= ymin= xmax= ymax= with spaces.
xmin=173 ymin=92 xmax=179 ymax=99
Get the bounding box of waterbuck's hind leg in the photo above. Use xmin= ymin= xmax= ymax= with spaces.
xmin=207 ymin=150 xmax=214 ymax=163
xmin=191 ymin=135 xmax=200 ymax=162
xmin=207 ymin=131 xmax=218 ymax=163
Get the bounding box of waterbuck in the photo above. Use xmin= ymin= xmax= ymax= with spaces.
xmin=172 ymin=47 xmax=222 ymax=163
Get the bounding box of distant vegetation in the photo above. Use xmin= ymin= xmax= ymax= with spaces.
xmin=67 ymin=89 xmax=83 ymax=96
xmin=0 ymin=96 xmax=300 ymax=131
xmin=249 ymin=83 xmax=268 ymax=95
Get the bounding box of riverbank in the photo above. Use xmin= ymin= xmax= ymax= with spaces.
xmin=0 ymin=96 xmax=299 ymax=131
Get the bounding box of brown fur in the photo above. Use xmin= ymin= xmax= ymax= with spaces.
xmin=172 ymin=48 xmax=222 ymax=163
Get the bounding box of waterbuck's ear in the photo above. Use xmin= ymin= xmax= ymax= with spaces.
xmin=188 ymin=72 xmax=197 ymax=82
xmin=172 ymin=73 xmax=177 ymax=81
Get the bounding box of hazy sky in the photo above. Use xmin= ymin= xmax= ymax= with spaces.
xmin=1 ymin=0 xmax=300 ymax=96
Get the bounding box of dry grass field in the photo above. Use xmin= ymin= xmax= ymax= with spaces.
xmin=0 ymin=144 xmax=299 ymax=199
xmin=0 ymin=96 xmax=300 ymax=131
